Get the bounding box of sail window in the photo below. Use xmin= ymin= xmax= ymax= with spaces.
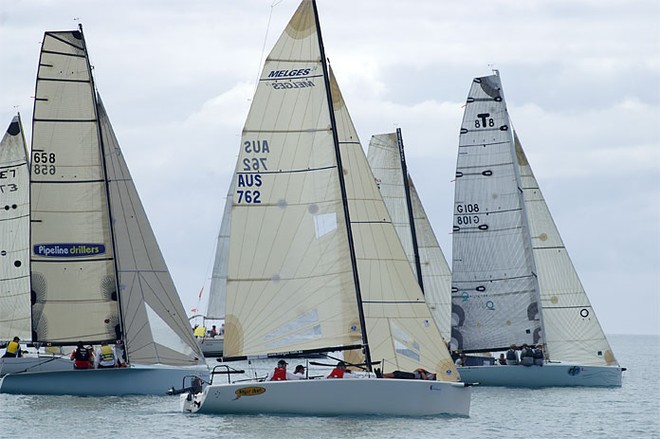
xmin=263 ymin=309 xmax=322 ymax=350
xmin=313 ymin=213 xmax=337 ymax=238
xmin=145 ymin=304 xmax=196 ymax=357
xmin=390 ymin=321 xmax=421 ymax=361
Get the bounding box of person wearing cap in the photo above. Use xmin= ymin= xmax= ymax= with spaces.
xmin=294 ymin=364 xmax=306 ymax=376
xmin=265 ymin=360 xmax=304 ymax=381
xmin=2 ymin=336 xmax=23 ymax=358
xmin=327 ymin=361 xmax=349 ymax=379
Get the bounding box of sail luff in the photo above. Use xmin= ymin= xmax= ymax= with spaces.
xmin=310 ymin=0 xmax=372 ymax=370
xmin=79 ymin=25 xmax=127 ymax=350
xmin=396 ymin=128 xmax=424 ymax=291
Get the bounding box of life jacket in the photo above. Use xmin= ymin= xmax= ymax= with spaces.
xmin=271 ymin=367 xmax=287 ymax=381
xmin=506 ymin=349 xmax=517 ymax=360
xmin=99 ymin=345 xmax=116 ymax=367
xmin=327 ymin=368 xmax=345 ymax=379
xmin=532 ymin=348 xmax=543 ymax=359
xmin=521 ymin=347 xmax=534 ymax=358
xmin=74 ymin=347 xmax=91 ymax=361
xmin=6 ymin=341 xmax=20 ymax=355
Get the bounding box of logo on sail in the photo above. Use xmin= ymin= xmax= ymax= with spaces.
xmin=233 ymin=386 xmax=266 ymax=400
xmin=34 ymin=243 xmax=106 ymax=257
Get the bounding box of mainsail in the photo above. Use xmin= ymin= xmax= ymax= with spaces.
xmin=0 ymin=115 xmax=31 ymax=341
xmin=451 ymin=73 xmax=616 ymax=367
xmin=367 ymin=130 xmax=453 ymax=342
xmin=29 ymin=27 xmax=203 ymax=366
xmin=224 ymin=0 xmax=457 ymax=380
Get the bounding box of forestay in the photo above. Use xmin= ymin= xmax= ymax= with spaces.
xmin=0 ymin=115 xmax=31 ymax=341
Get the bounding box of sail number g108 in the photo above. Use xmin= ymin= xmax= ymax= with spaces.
xmin=455 ymin=203 xmax=480 ymax=225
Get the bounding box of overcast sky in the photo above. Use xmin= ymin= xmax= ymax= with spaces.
xmin=1 ymin=0 xmax=658 ymax=336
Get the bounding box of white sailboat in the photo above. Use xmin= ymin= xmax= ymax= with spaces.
xmin=191 ymin=184 xmax=232 ymax=357
xmin=183 ymin=0 xmax=471 ymax=416
xmin=450 ymin=72 xmax=622 ymax=387
xmin=0 ymin=114 xmax=74 ymax=375
xmin=0 ymin=26 xmax=208 ymax=396
xmin=367 ymin=129 xmax=453 ymax=342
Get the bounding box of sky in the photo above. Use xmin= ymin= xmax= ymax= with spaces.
xmin=1 ymin=0 xmax=658 ymax=336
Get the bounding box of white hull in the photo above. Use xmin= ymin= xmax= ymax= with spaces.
xmin=0 ymin=355 xmax=72 ymax=376
xmin=457 ymin=363 xmax=622 ymax=388
xmin=182 ymin=378 xmax=471 ymax=417
xmin=0 ymin=365 xmax=210 ymax=396
xmin=198 ymin=337 xmax=224 ymax=357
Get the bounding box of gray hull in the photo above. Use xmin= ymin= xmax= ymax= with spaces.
xmin=457 ymin=363 xmax=622 ymax=387
xmin=0 ymin=365 xmax=209 ymax=396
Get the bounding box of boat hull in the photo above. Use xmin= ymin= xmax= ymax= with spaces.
xmin=0 ymin=355 xmax=73 ymax=376
xmin=198 ymin=337 xmax=224 ymax=357
xmin=457 ymin=363 xmax=622 ymax=387
xmin=182 ymin=378 xmax=471 ymax=417
xmin=0 ymin=365 xmax=210 ymax=396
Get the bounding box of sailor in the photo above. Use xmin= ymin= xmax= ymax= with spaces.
xmin=115 ymin=339 xmax=127 ymax=367
xmin=71 ymin=342 xmax=94 ymax=369
xmin=520 ymin=343 xmax=534 ymax=366
xmin=327 ymin=361 xmax=348 ymax=378
xmin=265 ymin=359 xmax=304 ymax=381
xmin=95 ymin=341 xmax=118 ymax=368
xmin=506 ymin=344 xmax=519 ymax=365
xmin=2 ymin=336 xmax=23 ymax=358
xmin=533 ymin=343 xmax=545 ymax=366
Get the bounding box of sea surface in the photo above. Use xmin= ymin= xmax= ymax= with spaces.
xmin=1 ymin=334 xmax=658 ymax=439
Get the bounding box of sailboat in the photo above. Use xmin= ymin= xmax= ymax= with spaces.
xmin=450 ymin=72 xmax=622 ymax=387
xmin=0 ymin=114 xmax=73 ymax=375
xmin=182 ymin=0 xmax=471 ymax=416
xmin=0 ymin=26 xmax=209 ymax=396
xmin=367 ymin=129 xmax=453 ymax=342
xmin=191 ymin=184 xmax=233 ymax=357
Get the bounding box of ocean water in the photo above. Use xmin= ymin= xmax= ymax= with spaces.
xmin=1 ymin=334 xmax=658 ymax=439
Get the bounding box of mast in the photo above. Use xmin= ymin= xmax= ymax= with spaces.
xmin=396 ymin=128 xmax=424 ymax=292
xmin=311 ymin=0 xmax=372 ymax=370
xmin=79 ymin=24 xmax=127 ymax=354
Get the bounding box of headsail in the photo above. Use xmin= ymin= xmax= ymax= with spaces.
xmin=515 ymin=132 xmax=616 ymax=365
xmin=30 ymin=29 xmax=118 ymax=344
xmin=224 ymin=0 xmax=458 ymax=381
xmin=0 ymin=115 xmax=31 ymax=341
xmin=205 ymin=183 xmax=233 ymax=320
xmin=99 ymin=99 xmax=204 ymax=366
xmin=367 ymin=131 xmax=453 ymax=342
